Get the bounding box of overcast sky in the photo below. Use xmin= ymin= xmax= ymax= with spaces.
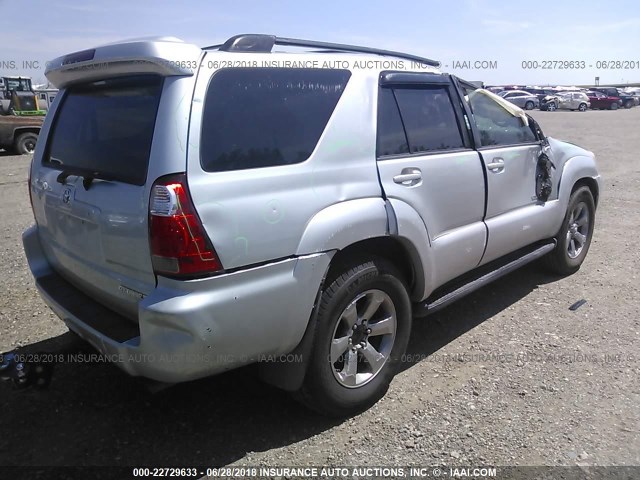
xmin=1 ymin=0 xmax=639 ymax=86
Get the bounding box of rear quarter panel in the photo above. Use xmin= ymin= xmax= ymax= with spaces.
xmin=186 ymin=65 xmax=382 ymax=270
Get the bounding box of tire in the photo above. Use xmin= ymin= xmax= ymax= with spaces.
xmin=611 ymin=102 xmax=619 ymax=110
xmin=547 ymin=102 xmax=557 ymax=112
xmin=578 ymin=103 xmax=587 ymax=112
xmin=295 ymin=257 xmax=412 ymax=417
xmin=14 ymin=132 xmax=38 ymax=155
xmin=544 ymin=186 xmax=596 ymax=275
xmin=625 ymin=100 xmax=633 ymax=109
xmin=525 ymin=101 xmax=534 ymax=110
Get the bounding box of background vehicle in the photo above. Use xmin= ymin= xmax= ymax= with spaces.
xmin=23 ymin=35 xmax=602 ymax=416
xmin=498 ymin=89 xmax=539 ymax=109
xmin=0 ymin=76 xmax=46 ymax=115
xmin=541 ymin=91 xmax=590 ymax=111
xmin=0 ymin=114 xmax=43 ymax=154
xmin=33 ymin=89 xmax=58 ymax=111
xmin=586 ymin=90 xmax=623 ymax=110
xmin=523 ymin=87 xmax=559 ymax=104
xmin=592 ymin=87 xmax=637 ymax=108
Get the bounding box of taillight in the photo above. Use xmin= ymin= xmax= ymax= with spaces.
xmin=149 ymin=173 xmax=222 ymax=278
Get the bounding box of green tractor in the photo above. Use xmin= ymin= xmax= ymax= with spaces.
xmin=0 ymin=76 xmax=46 ymax=116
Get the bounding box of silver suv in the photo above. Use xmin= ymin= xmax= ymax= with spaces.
xmin=23 ymin=35 xmax=602 ymax=416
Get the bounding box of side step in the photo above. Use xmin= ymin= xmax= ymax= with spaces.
xmin=413 ymin=240 xmax=556 ymax=317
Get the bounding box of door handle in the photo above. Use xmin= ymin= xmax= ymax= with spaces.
xmin=393 ymin=168 xmax=422 ymax=186
xmin=486 ymin=158 xmax=505 ymax=172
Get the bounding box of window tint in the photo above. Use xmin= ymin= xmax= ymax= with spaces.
xmin=467 ymin=92 xmax=537 ymax=147
xmin=201 ymin=68 xmax=351 ymax=172
xmin=393 ymin=87 xmax=465 ymax=153
xmin=377 ymin=88 xmax=409 ymax=156
xmin=45 ymin=75 xmax=163 ymax=186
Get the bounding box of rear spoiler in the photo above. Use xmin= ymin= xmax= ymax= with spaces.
xmin=45 ymin=36 xmax=202 ymax=88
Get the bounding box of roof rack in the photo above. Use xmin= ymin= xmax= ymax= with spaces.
xmin=203 ymin=34 xmax=440 ymax=67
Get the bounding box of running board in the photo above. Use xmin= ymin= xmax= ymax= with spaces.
xmin=414 ymin=240 xmax=556 ymax=317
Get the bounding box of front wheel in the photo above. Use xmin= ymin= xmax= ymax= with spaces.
xmin=611 ymin=102 xmax=619 ymax=110
xmin=547 ymin=102 xmax=557 ymax=112
xmin=295 ymin=258 xmax=412 ymax=417
xmin=578 ymin=103 xmax=587 ymax=112
xmin=544 ymin=186 xmax=596 ymax=275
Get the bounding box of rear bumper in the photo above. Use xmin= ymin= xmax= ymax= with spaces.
xmin=23 ymin=225 xmax=331 ymax=383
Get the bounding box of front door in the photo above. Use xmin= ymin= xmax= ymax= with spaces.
xmin=464 ymin=90 xmax=549 ymax=264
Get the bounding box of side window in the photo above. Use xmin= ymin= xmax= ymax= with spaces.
xmin=467 ymin=92 xmax=537 ymax=147
xmin=377 ymin=88 xmax=409 ymax=156
xmin=201 ymin=68 xmax=351 ymax=172
xmin=393 ymin=87 xmax=465 ymax=153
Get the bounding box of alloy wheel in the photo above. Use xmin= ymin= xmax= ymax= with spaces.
xmin=330 ymin=289 xmax=397 ymax=388
xmin=566 ymin=201 xmax=590 ymax=259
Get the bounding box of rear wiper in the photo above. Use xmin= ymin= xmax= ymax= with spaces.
xmin=56 ymin=168 xmax=114 ymax=191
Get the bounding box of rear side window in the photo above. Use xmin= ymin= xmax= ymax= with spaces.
xmin=393 ymin=87 xmax=465 ymax=153
xmin=200 ymin=68 xmax=351 ymax=172
xmin=45 ymin=75 xmax=163 ymax=186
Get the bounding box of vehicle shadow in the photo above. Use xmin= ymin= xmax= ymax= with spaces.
xmin=401 ymin=263 xmax=560 ymax=372
xmin=0 ymin=263 xmax=561 ymax=468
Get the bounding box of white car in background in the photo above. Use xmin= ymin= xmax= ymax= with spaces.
xmin=498 ymin=89 xmax=540 ymax=110
xmin=541 ymin=91 xmax=590 ymax=112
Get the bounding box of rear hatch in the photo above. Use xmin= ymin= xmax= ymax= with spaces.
xmin=31 ymin=75 xmax=163 ymax=320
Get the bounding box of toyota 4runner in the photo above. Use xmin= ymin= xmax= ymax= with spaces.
xmin=23 ymin=34 xmax=602 ymax=416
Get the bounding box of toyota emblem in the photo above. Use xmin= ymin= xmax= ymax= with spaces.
xmin=62 ymin=188 xmax=72 ymax=204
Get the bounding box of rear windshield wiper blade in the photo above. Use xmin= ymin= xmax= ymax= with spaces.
xmin=56 ymin=168 xmax=115 ymax=191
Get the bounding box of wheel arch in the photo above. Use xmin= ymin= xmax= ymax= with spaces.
xmin=552 ymin=154 xmax=602 ymax=236
xmin=572 ymin=176 xmax=600 ymax=207
xmin=13 ymin=126 xmax=41 ymax=136
xmin=557 ymin=155 xmax=601 ymax=206
xmin=326 ymin=236 xmax=421 ymax=300
xmin=261 ymin=199 xmax=429 ymax=392
xmin=12 ymin=127 xmax=41 ymax=144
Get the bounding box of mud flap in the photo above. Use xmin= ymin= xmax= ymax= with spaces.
xmin=257 ymin=265 xmax=330 ymax=392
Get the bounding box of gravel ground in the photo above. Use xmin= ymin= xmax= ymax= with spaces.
xmin=0 ymin=109 xmax=638 ymax=473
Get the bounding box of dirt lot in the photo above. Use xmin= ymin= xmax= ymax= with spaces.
xmin=0 ymin=109 xmax=638 ymax=471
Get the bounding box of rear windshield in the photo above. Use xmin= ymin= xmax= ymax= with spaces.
xmin=200 ymin=68 xmax=351 ymax=172
xmin=44 ymin=75 xmax=163 ymax=186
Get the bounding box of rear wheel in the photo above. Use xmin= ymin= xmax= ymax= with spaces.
xmin=295 ymin=258 xmax=412 ymax=417
xmin=525 ymin=101 xmax=534 ymax=110
xmin=578 ymin=103 xmax=587 ymax=112
xmin=624 ymin=100 xmax=634 ymax=109
xmin=14 ymin=133 xmax=38 ymax=155
xmin=611 ymin=102 xmax=619 ymax=110
xmin=544 ymin=186 xmax=595 ymax=275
